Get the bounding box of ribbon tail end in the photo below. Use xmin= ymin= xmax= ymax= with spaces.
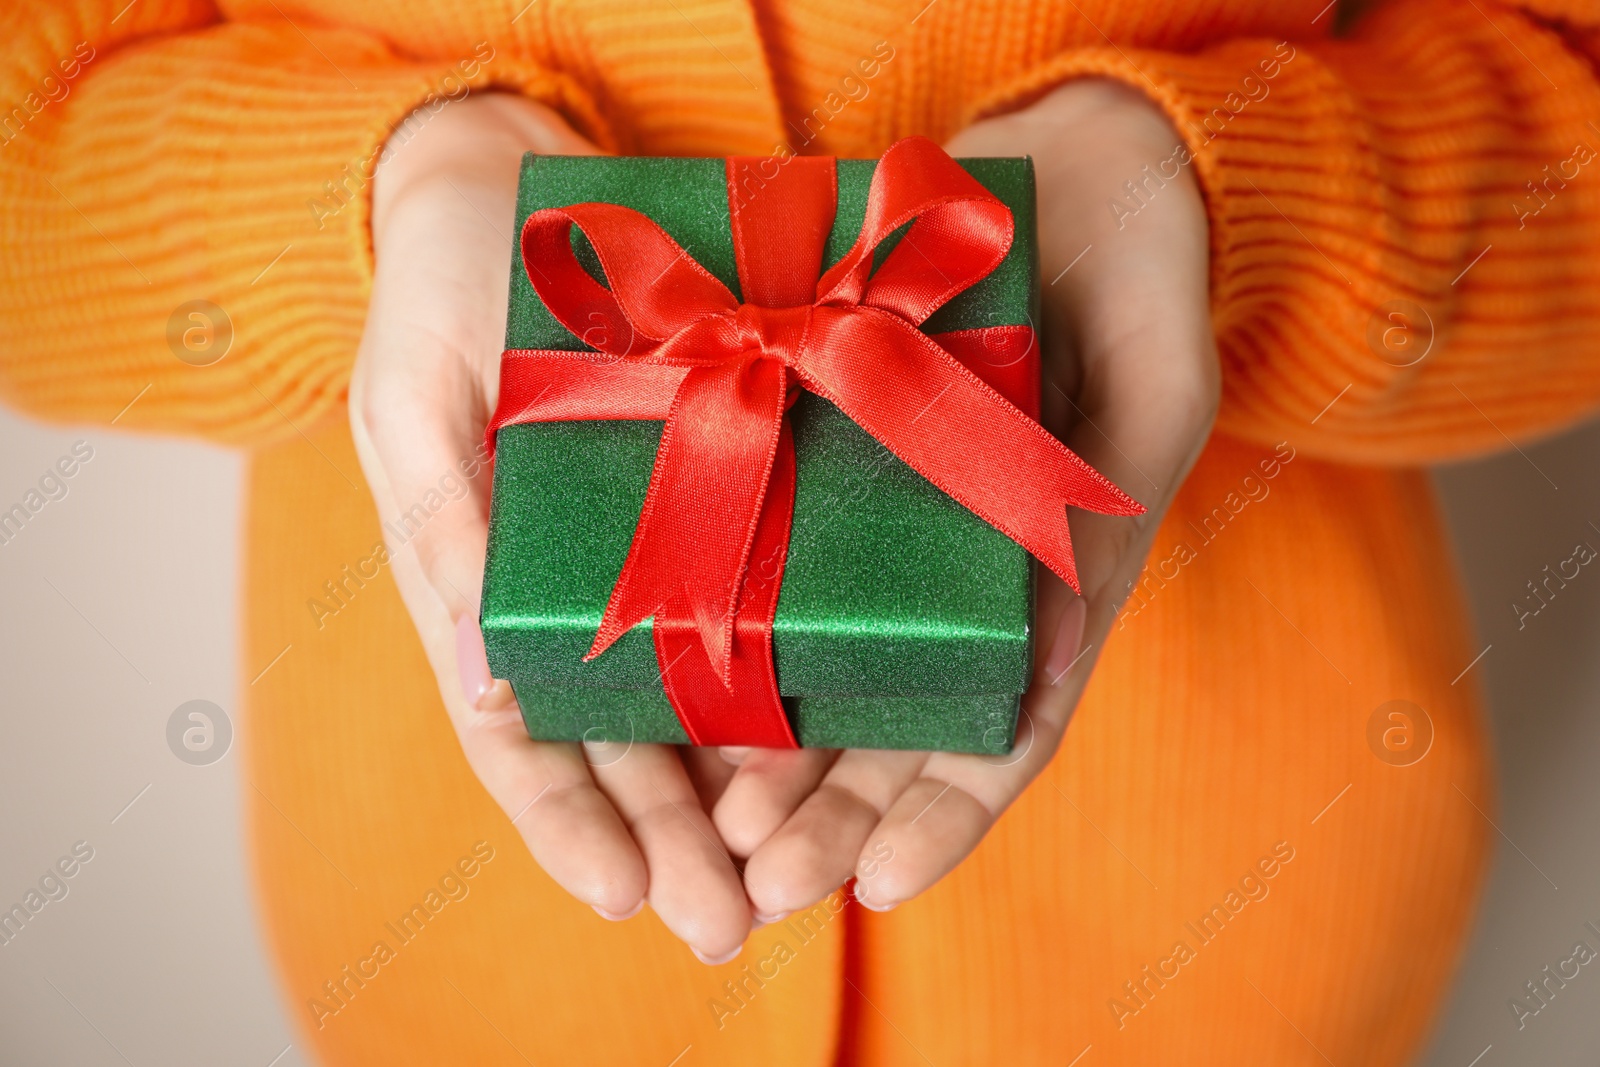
xmin=586 ymin=598 xmax=658 ymax=663
xmin=1057 ymin=561 xmax=1082 ymax=597
xmin=687 ymin=592 xmax=739 ymax=692
xmin=701 ymin=620 xmax=739 ymax=693
xmin=582 ymin=633 xmax=619 ymax=663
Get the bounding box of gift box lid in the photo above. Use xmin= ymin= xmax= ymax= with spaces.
xmin=483 ymin=153 xmax=1038 ymax=699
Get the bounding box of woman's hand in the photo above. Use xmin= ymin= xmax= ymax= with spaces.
xmin=715 ymin=80 xmax=1220 ymax=919
xmin=350 ymin=81 xmax=1218 ymax=961
xmin=348 ymin=94 xmax=756 ymax=963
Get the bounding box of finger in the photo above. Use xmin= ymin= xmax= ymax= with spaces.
xmin=848 ymin=686 xmax=1074 ymax=909
xmin=742 ymin=749 xmax=925 ymax=918
xmin=711 ymin=746 xmax=838 ymax=859
xmin=589 ymin=745 xmax=752 ymax=961
xmin=372 ymin=409 xmax=492 ymax=621
xmin=352 ymin=140 xmax=526 ymax=628
xmin=450 ymin=710 xmax=648 ymax=918
xmin=1057 ymin=404 xmax=1207 ymax=611
xmin=442 ymin=617 xmax=652 ymax=921
xmin=1032 ymin=118 xmax=1217 ymax=601
xmin=352 ymin=346 xmax=650 ymax=918
xmin=344 ymin=98 xmax=642 ymax=931
xmin=1046 ymin=288 xmax=1214 ymax=595
xmin=846 ymin=779 xmax=991 ymax=911
xmin=352 ymin=318 xmax=500 ymax=626
xmin=681 ymin=744 xmax=740 ymax=810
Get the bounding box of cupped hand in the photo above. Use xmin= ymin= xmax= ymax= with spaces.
xmin=348 ymin=94 xmax=755 ymax=962
xmin=715 ymin=80 xmax=1220 ymax=919
xmin=350 ymin=82 xmax=1219 ymax=962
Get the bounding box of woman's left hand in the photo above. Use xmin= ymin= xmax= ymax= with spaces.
xmin=713 ymin=80 xmax=1221 ymax=920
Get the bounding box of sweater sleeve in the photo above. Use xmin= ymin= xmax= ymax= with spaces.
xmin=0 ymin=1 xmax=608 ymax=446
xmin=973 ymin=0 xmax=1600 ymax=465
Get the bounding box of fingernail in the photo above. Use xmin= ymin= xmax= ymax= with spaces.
xmin=456 ymin=614 xmax=494 ymax=708
xmin=692 ymin=944 xmax=742 ymax=966
xmin=719 ymin=746 xmax=752 ymax=766
xmin=858 ymin=897 xmax=898 ymax=913
xmin=592 ymin=900 xmax=643 ymax=922
xmin=1044 ymin=596 xmax=1087 ymax=686
xmin=753 ymin=911 xmax=789 ymax=925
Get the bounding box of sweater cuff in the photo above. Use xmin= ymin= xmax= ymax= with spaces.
xmin=963 ymin=40 xmax=1356 ymax=445
xmin=183 ymin=36 xmax=613 ymax=444
xmin=967 ymin=41 xmax=1308 ymax=334
xmin=35 ymin=24 xmax=612 ymax=446
xmin=965 ymin=22 xmax=1600 ymax=461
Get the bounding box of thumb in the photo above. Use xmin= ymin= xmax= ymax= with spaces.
xmin=346 ymin=203 xmax=505 ymax=628
xmin=354 ymin=362 xmax=496 ymax=626
xmin=385 ymin=439 xmax=493 ymax=622
xmin=349 ymin=338 xmax=505 ymax=725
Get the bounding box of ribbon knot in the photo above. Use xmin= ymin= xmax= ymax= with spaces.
xmin=488 ymin=137 xmax=1144 ymax=748
xmin=733 ymin=303 xmax=813 ymax=366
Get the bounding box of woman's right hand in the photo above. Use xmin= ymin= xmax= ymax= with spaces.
xmin=348 ymin=93 xmax=760 ymax=963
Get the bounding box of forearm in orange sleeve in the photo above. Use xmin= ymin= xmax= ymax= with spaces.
xmin=973 ymin=0 xmax=1600 ymax=465
xmin=0 ymin=7 xmax=608 ymax=447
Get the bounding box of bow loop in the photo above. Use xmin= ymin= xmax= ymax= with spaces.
xmin=520 ymin=202 xmax=736 ymax=358
xmin=816 ymin=137 xmax=1013 ymax=325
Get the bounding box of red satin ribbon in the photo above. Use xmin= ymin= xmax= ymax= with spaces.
xmin=488 ymin=136 xmax=1143 ymax=748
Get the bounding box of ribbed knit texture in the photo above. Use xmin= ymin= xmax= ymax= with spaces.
xmin=6 ymin=1 xmax=1599 ymax=455
xmin=3 ymin=0 xmax=1593 ymax=1064
xmin=974 ymin=0 xmax=1600 ymax=462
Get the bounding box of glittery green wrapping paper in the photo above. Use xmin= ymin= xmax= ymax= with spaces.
xmin=481 ymin=154 xmax=1039 ymax=753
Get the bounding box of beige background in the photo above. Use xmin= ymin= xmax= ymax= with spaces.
xmin=0 ymin=400 xmax=1596 ymax=1066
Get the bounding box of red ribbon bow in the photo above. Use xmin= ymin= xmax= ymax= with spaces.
xmin=488 ymin=136 xmax=1143 ymax=748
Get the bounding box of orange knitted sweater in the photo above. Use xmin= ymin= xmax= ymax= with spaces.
xmin=3 ymin=1 xmax=1598 ymax=1064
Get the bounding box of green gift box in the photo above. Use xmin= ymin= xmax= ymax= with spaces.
xmin=481 ymin=150 xmax=1041 ymax=754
